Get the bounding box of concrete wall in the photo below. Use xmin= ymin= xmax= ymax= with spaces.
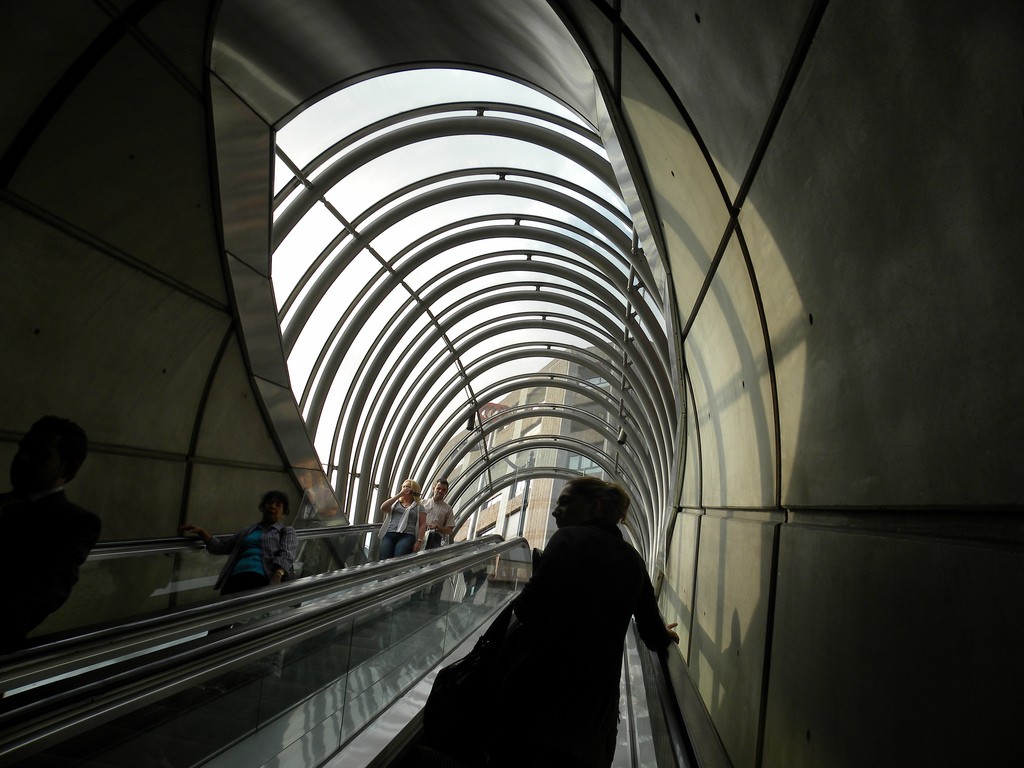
xmin=595 ymin=1 xmax=1024 ymax=764
xmin=0 ymin=1 xmax=310 ymax=633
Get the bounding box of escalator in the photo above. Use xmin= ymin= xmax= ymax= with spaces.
xmin=0 ymin=536 xmax=530 ymax=767
xmin=1 ymin=533 xmax=720 ymax=768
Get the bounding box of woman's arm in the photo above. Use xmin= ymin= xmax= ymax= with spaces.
xmin=414 ymin=508 xmax=427 ymax=551
xmin=269 ymin=526 xmax=298 ymax=583
xmin=379 ymin=493 xmax=401 ymax=515
xmin=634 ymin=573 xmax=679 ymax=650
xmin=181 ymin=523 xmax=240 ymax=555
xmin=179 ymin=523 xmax=211 ymax=543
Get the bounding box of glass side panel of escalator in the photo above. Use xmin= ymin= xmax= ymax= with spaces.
xmin=7 ymin=543 xmax=531 ymax=768
xmin=36 ymin=527 xmax=369 ymax=643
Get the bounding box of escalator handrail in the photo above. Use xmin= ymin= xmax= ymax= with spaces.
xmin=85 ymin=523 xmax=379 ymax=561
xmin=0 ymin=535 xmax=520 ymax=693
xmin=645 ymin=640 xmax=734 ymax=768
xmin=0 ymin=536 xmax=531 ymax=762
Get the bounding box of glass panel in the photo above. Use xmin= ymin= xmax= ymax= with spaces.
xmin=26 ymin=531 xmax=368 ymax=645
xmin=276 ymin=70 xmax=588 ymax=167
xmin=273 ymin=203 xmax=345 ymax=299
xmin=267 ymin=66 xmax=679 ymax=522
xmin=8 ymin=542 xmax=531 ymax=768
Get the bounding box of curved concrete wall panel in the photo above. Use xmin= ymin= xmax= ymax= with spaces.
xmin=745 ymin=1 xmax=1024 ymax=506
xmin=680 ymin=380 xmax=703 ymax=510
xmin=0 ymin=3 xmax=109 ymax=151
xmin=8 ymin=37 xmax=224 ymax=302
xmin=686 ymin=239 xmax=778 ymax=509
xmin=193 ymin=340 xmax=289 ymax=467
xmin=620 ymin=40 xmax=732 ymax=323
xmin=764 ymin=524 xmax=1024 ymax=767
xmin=621 ymin=0 xmax=815 ymax=201
xmin=1 ymin=2 xmax=303 ymax=582
xmin=692 ymin=514 xmax=781 ymax=768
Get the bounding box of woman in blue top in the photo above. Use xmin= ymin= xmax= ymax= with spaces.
xmin=378 ymin=479 xmax=427 ymax=560
xmin=181 ymin=490 xmax=298 ymax=595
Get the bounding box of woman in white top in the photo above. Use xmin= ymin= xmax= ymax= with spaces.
xmin=378 ymin=479 xmax=427 ymax=559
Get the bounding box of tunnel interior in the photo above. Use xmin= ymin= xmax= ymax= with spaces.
xmin=262 ymin=67 xmax=679 ymax=562
xmin=2 ymin=1 xmax=1023 ymax=766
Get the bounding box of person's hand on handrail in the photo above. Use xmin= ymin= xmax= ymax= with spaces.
xmin=179 ymin=523 xmax=212 ymax=544
xmin=665 ymin=622 xmax=680 ymax=644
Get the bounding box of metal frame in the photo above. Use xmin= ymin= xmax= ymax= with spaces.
xmin=263 ymin=70 xmax=681 ymax=561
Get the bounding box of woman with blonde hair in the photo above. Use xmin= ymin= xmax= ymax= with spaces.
xmin=377 ymin=479 xmax=427 ymax=559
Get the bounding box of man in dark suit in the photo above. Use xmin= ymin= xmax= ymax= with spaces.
xmin=0 ymin=416 xmax=101 ymax=653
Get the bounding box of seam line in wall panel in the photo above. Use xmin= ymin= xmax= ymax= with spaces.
xmin=177 ymin=323 xmax=238 ymax=534
xmin=612 ymin=0 xmax=623 ymax=101
xmin=681 ymin=0 xmax=831 ymax=339
xmin=733 ymin=0 xmax=832 ymax=213
xmin=0 ymin=0 xmax=181 ymax=187
xmin=170 ymin=325 xmax=259 ymax=607
xmin=0 ymin=189 xmax=229 ymax=312
xmin=684 ymin=369 xmax=702 ymax=510
xmin=0 ymin=435 xmax=285 ymax=472
xmin=736 ymin=226 xmax=783 ymax=508
xmin=754 ymin=521 xmax=783 ymax=768
xmin=590 ymin=1 xmax=734 ymax=209
xmin=685 ymin=509 xmax=703 ymax=666
xmin=680 ymin=219 xmax=737 ymax=340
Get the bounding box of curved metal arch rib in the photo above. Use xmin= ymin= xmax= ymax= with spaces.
xmin=275 ymin=112 xmax=664 ymax=343
xmin=353 ymin=337 xmax=670 ymax=528
xmin=276 ymin=165 xmax=634 ymax=321
xmin=451 ymin=436 xmax=641 ymax=509
xmin=339 ymin=281 xmax=673 ymax=514
xmin=454 ymin=467 xmax=654 ymax=561
xmin=348 ymin=307 xmax=652 ymax=516
xmin=301 ymin=219 xmax=672 ymax=441
xmin=273 ymin=100 xmax=605 ymax=209
xmin=280 ymin=175 xmax=642 ymax=355
xmin=307 ymin=246 xmax=669 ymax=439
xmin=451 ymin=437 xmax=655 ymax=558
xmin=301 ymin=231 xmax=667 ymax=460
xmin=266 ymin=71 xmax=679 ymax=554
xmin=401 ymin=353 xmax=658 ymax=513
xmin=442 ymin=404 xmax=653 ymax=509
xmin=341 ymin=339 xmax=662 ymax=524
xmin=272 ymin=112 xmax=618 ymax=252
xmin=386 ymin=312 xmax=669 ymax=499
xmin=407 ymin=325 xmax=658 ymax=477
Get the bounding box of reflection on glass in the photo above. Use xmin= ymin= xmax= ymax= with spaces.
xmin=8 ymin=542 xmax=531 ymax=768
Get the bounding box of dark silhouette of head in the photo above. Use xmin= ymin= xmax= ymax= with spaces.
xmin=9 ymin=416 xmax=88 ymax=494
xmin=553 ymin=477 xmax=630 ymax=528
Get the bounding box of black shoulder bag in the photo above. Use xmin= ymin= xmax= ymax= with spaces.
xmin=422 ymin=604 xmax=514 ymax=763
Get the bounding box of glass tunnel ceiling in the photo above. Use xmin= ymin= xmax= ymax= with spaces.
xmin=271 ymin=70 xmax=681 ymax=537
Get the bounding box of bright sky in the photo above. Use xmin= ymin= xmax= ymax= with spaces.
xmin=270 ymin=68 xmax=644 ymax=499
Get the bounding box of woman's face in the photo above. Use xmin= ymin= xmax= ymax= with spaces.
xmin=400 ymin=480 xmax=415 ymax=496
xmin=552 ymin=484 xmax=591 ymax=528
xmin=260 ymin=497 xmax=286 ymax=524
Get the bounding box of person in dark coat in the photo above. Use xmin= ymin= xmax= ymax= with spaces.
xmin=491 ymin=477 xmax=679 ymax=768
xmin=0 ymin=416 xmax=100 ymax=653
